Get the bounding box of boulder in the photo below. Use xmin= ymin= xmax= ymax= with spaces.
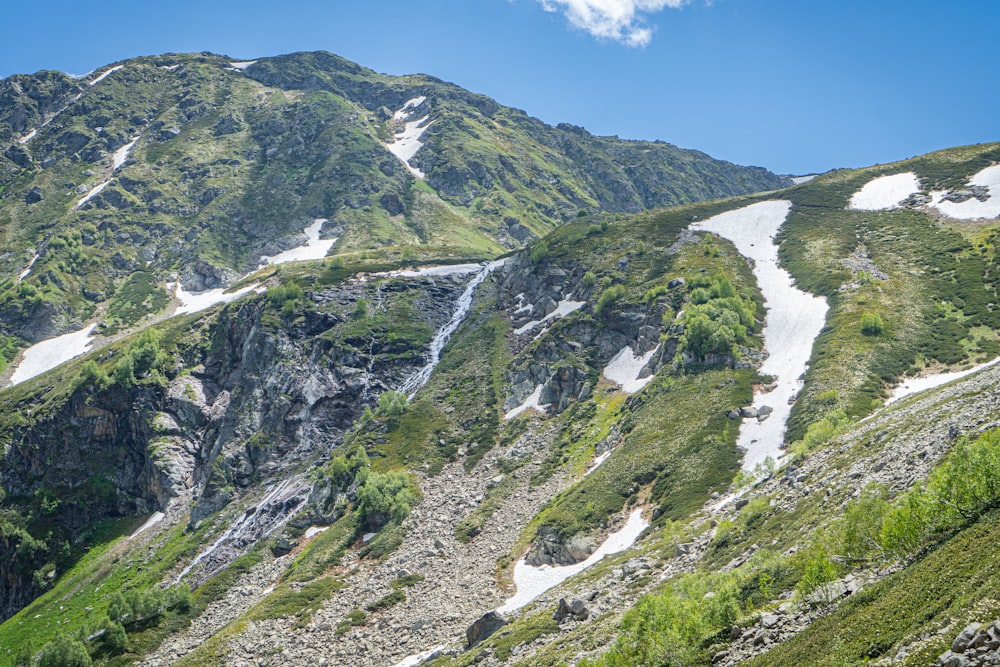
xmin=466 ymin=611 xmax=506 ymax=647
xmin=553 ymin=598 xmax=589 ymax=622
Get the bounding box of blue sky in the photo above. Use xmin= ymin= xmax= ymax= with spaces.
xmin=3 ymin=0 xmax=997 ymax=175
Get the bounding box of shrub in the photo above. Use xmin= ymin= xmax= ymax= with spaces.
xmin=36 ymin=634 xmax=92 ymax=667
xmin=376 ymin=391 xmax=408 ymax=418
xmin=595 ymin=284 xmax=625 ymax=316
xmin=356 ymin=471 xmax=416 ymax=530
xmin=529 ymin=240 xmax=549 ymax=263
xmin=860 ymin=312 xmax=885 ymax=336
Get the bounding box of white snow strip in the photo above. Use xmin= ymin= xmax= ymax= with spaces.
xmin=229 ymin=61 xmax=257 ymax=70
xmin=692 ymin=201 xmax=829 ymax=472
xmin=17 ymin=129 xmax=37 ymax=144
xmin=504 ymin=384 xmax=548 ymax=420
xmin=398 ymin=259 xmax=507 ymax=398
xmin=259 ymin=219 xmax=336 ymax=267
xmin=370 ymin=263 xmax=483 ymax=280
xmin=17 ymin=254 xmax=39 ymax=280
xmin=848 ymin=172 xmax=920 ymax=211
xmin=88 ymin=65 xmax=123 ymax=86
xmin=129 ymin=512 xmax=166 ymax=539
xmin=513 ymin=297 xmax=586 ymax=335
xmin=75 ymin=180 xmax=111 ymax=208
xmin=497 ymin=509 xmax=648 ymax=615
xmin=173 ymin=282 xmax=260 ymax=315
xmin=602 ymin=345 xmax=659 ymax=394
xmin=304 ymin=526 xmax=329 ymax=539
xmin=391 ymin=645 xmax=446 ymax=667
xmin=790 ymin=175 xmax=817 ymax=185
xmin=887 ymin=356 xmax=1000 ymax=405
xmin=8 ymin=323 xmax=97 ymax=387
xmin=586 ymin=450 xmax=612 ymax=475
xmin=160 ymin=64 xmax=180 ymax=71
xmin=111 ymin=136 xmax=139 ymax=171
xmin=929 ymin=165 xmax=1000 ymax=220
xmin=385 ymin=115 xmax=432 ymax=179
xmin=393 ymin=96 xmax=426 ymax=121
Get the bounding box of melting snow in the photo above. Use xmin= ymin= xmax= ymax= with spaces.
xmin=8 ymin=323 xmax=97 ymax=387
xmin=129 ymin=512 xmax=166 ymax=539
xmin=88 ymin=65 xmax=123 ymax=86
xmin=887 ymin=356 xmax=1000 ymax=404
xmin=172 ymin=282 xmax=260 ymax=315
xmin=229 ymin=61 xmax=257 ymax=70
xmin=391 ymin=646 xmax=446 ymax=667
xmin=504 ymin=384 xmax=548 ymax=420
xmin=112 ymin=136 xmax=139 ymax=171
xmin=75 ymin=180 xmax=112 ymax=208
xmin=259 ymin=219 xmax=336 ymax=267
xmin=586 ymin=450 xmax=612 ymax=475
xmin=304 ymin=526 xmax=328 ymax=539
xmin=848 ymin=172 xmax=920 ymax=211
xmin=602 ymin=345 xmax=659 ymax=394
xmin=790 ymin=175 xmax=818 ymax=184
xmin=513 ymin=297 xmax=585 ymax=335
xmin=692 ymin=201 xmax=829 ymax=472
xmin=17 ymin=254 xmax=39 ymax=280
xmin=930 ymin=165 xmax=1000 ymax=220
xmin=497 ymin=509 xmax=648 ymax=615
xmin=160 ymin=64 xmax=180 ymax=71
xmin=386 ymin=97 xmax=432 ymax=178
xmin=17 ymin=129 xmax=37 ymax=144
xmin=369 ymin=263 xmax=484 ymax=280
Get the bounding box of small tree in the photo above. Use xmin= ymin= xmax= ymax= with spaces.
xmin=357 ymin=471 xmax=416 ymax=530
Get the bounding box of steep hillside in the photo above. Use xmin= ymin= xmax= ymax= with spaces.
xmin=1 ymin=57 xmax=1000 ymax=667
xmin=0 ymin=50 xmax=786 ymax=353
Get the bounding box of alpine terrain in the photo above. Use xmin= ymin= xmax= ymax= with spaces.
xmin=1 ymin=51 xmax=1000 ymax=667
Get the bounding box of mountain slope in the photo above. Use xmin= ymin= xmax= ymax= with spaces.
xmin=0 ymin=50 xmax=786 ymax=352
xmin=1 ymin=53 xmax=1000 ymax=667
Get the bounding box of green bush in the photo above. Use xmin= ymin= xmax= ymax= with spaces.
xmin=529 ymin=240 xmax=549 ymax=263
xmin=356 ymin=471 xmax=417 ymax=530
xmin=36 ymin=634 xmax=91 ymax=667
xmin=860 ymin=312 xmax=885 ymax=336
xmin=376 ymin=391 xmax=408 ymax=418
xmin=595 ymin=284 xmax=625 ymax=316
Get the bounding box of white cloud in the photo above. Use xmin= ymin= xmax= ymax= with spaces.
xmin=539 ymin=0 xmax=689 ymax=47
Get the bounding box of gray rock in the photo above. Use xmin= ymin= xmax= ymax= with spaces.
xmin=466 ymin=611 xmax=506 ymax=647
xmin=740 ymin=407 xmax=759 ymax=419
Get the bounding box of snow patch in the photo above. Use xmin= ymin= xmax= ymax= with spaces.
xmin=887 ymin=356 xmax=1000 ymax=404
xmin=88 ymin=65 xmax=123 ymax=86
xmin=586 ymin=450 xmax=612 ymax=475
xmin=790 ymin=174 xmax=817 ymax=184
xmin=930 ymin=165 xmax=1000 ymax=220
xmin=112 ymin=136 xmax=139 ymax=171
xmin=391 ymin=645 xmax=446 ymax=667
xmin=8 ymin=324 xmax=97 ymax=387
xmin=130 ymin=512 xmax=165 ymax=539
xmin=385 ymin=97 xmax=432 ymax=178
xmin=160 ymin=64 xmax=180 ymax=71
xmin=504 ymin=384 xmax=548 ymax=420
xmin=18 ymin=254 xmax=39 ymax=280
xmin=258 ymin=219 xmax=336 ymax=267
xmin=848 ymin=172 xmax=920 ymax=211
xmin=229 ymin=61 xmax=257 ymax=70
xmin=513 ymin=297 xmax=585 ymax=335
xmin=692 ymin=201 xmax=829 ymax=472
xmin=172 ymin=282 xmax=260 ymax=315
xmin=393 ymin=96 xmax=426 ymax=120
xmin=75 ymin=180 xmax=111 ymax=208
xmin=602 ymin=345 xmax=659 ymax=394
xmin=17 ymin=129 xmax=36 ymax=144
xmin=304 ymin=526 xmax=328 ymax=539
xmin=497 ymin=509 xmax=648 ymax=615
xmin=378 ymin=263 xmax=483 ymax=279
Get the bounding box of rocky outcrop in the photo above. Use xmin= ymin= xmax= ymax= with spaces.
xmin=936 ymin=621 xmax=1000 ymax=666
xmin=525 ymin=526 xmax=597 ymax=566
xmin=466 ymin=611 xmax=507 ymax=647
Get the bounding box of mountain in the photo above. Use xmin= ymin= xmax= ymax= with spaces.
xmin=0 ymin=50 xmax=786 ymax=351
xmin=2 ymin=51 xmax=1000 ymax=667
